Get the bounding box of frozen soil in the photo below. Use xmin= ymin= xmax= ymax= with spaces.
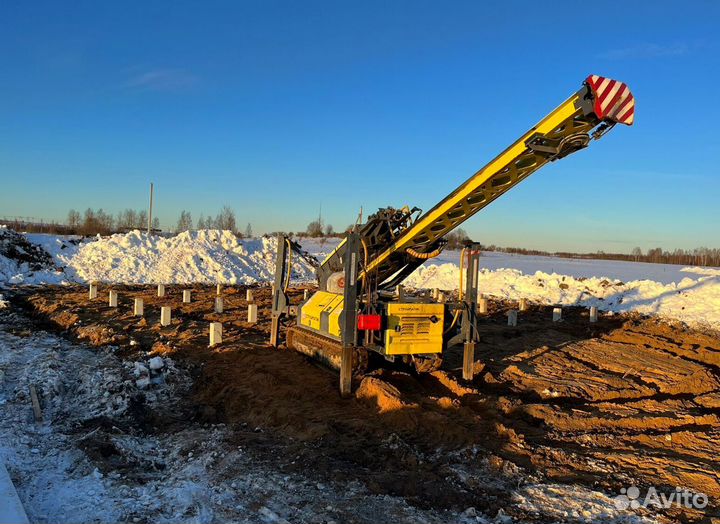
xmin=0 ymin=301 xmax=488 ymax=524
xmin=4 ymin=285 xmax=720 ymax=522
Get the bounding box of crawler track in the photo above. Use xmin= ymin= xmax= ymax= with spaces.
xmin=286 ymin=325 xmax=368 ymax=374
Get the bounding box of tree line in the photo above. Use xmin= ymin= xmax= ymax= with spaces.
xmin=57 ymin=206 xmax=250 ymax=237
xmin=175 ymin=208 xmax=252 ymax=237
xmin=64 ymin=208 xmax=160 ymax=236
xmin=484 ymin=244 xmax=720 ymax=268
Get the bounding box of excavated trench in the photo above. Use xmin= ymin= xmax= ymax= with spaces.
xmin=11 ymin=284 xmax=720 ymax=522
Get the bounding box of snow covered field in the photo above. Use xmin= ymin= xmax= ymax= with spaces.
xmin=298 ymin=237 xmax=715 ymax=285
xmin=0 ymin=228 xmax=718 ymax=329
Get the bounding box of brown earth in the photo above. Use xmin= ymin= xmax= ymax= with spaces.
xmin=14 ymin=284 xmax=720 ymax=522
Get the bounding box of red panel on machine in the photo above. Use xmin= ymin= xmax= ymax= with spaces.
xmin=585 ymin=75 xmax=635 ymax=125
xmin=357 ymin=314 xmax=382 ymax=331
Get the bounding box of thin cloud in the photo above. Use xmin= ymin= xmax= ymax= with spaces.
xmin=597 ymin=42 xmax=690 ymax=60
xmin=124 ymin=68 xmax=199 ymax=91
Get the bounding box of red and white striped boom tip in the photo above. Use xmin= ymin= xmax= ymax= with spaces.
xmin=585 ymin=75 xmax=635 ymax=125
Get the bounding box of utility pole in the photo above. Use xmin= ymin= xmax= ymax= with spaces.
xmin=147 ymin=182 xmax=154 ymax=235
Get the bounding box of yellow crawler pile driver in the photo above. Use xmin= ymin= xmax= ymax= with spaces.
xmin=270 ymin=75 xmax=635 ymax=394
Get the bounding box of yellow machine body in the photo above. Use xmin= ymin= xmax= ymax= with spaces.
xmin=299 ymin=291 xmax=343 ymax=339
xmin=300 ymin=291 xmax=445 ymax=356
xmin=385 ymin=303 xmax=444 ymax=355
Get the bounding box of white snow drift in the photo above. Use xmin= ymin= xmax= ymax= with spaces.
xmin=59 ymin=230 xmax=317 ymax=285
xmin=0 ymin=228 xmax=718 ymax=329
xmin=2 ymin=230 xmax=316 ymax=286
xmin=405 ymin=263 xmax=720 ymax=329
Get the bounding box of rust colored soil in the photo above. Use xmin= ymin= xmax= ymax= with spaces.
xmin=16 ymin=284 xmax=720 ymax=522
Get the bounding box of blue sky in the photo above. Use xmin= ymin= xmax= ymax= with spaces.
xmin=1 ymin=1 xmax=717 ymax=252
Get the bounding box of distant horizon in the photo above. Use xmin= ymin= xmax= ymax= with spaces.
xmin=2 ymin=213 xmax=717 ymax=261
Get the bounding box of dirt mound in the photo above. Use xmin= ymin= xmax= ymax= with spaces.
xmin=356 ymin=375 xmax=418 ymax=412
xmin=0 ymin=227 xmax=55 ymax=271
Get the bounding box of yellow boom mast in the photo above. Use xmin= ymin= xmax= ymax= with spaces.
xmin=363 ymin=75 xmax=635 ymax=284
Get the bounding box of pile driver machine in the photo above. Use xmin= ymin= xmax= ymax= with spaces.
xmin=269 ymin=75 xmax=635 ymax=395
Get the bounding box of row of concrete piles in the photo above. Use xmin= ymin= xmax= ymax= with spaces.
xmin=90 ymin=281 xmax=602 ymax=347
xmin=88 ymin=282 xmax=259 ymax=347
xmin=425 ymin=287 xmax=600 ymax=325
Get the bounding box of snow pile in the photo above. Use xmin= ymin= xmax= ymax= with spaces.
xmin=0 ymin=227 xmax=65 ymax=285
xmin=405 ymin=263 xmax=720 ymax=329
xmin=0 ymin=294 xmax=7 ymax=309
xmin=682 ymin=266 xmax=720 ymax=277
xmin=55 ymin=230 xmax=316 ymax=285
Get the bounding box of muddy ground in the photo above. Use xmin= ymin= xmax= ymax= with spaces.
xmin=10 ymin=284 xmax=720 ymax=522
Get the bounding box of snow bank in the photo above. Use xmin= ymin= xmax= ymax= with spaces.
xmin=60 ymin=230 xmax=317 ymax=285
xmin=1 ymin=230 xmax=317 ymax=286
xmin=405 ymin=263 xmax=720 ymax=329
xmin=0 ymin=294 xmax=7 ymax=309
xmin=681 ymin=266 xmax=720 ymax=277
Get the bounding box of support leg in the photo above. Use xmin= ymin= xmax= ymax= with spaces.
xmin=462 ymin=342 xmax=476 ymax=381
xmin=269 ymin=234 xmax=289 ymax=347
xmin=461 ymin=244 xmax=481 ymax=381
xmin=339 ymin=232 xmax=361 ymax=397
xmin=340 ymin=346 xmax=353 ymax=398
xmin=270 ymin=315 xmax=280 ymax=347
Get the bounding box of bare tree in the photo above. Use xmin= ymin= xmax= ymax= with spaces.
xmin=244 ymin=223 xmax=253 ymax=238
xmin=67 ymin=209 xmax=81 ymax=231
xmin=136 ymin=210 xmax=148 ymax=230
xmin=79 ymin=208 xmax=114 ymax=236
xmin=324 ymin=224 xmax=334 ymax=237
xmin=215 ymin=206 xmax=237 ymax=232
xmin=176 ymin=210 xmax=193 ymax=232
xmin=631 ymin=247 xmax=642 ymax=262
xmin=116 ymin=209 xmax=138 ymax=230
xmin=306 ymin=219 xmax=323 ymax=237
xmin=445 ymin=228 xmax=471 ymax=249
xmin=97 ymin=209 xmax=114 ymax=233
xmin=647 ymin=247 xmax=663 ymax=263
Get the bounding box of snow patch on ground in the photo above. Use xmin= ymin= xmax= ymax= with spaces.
xmin=405 ymin=263 xmax=720 ymax=329
xmin=0 ymin=312 xmax=193 ymax=523
xmin=513 ymin=484 xmax=659 ymax=523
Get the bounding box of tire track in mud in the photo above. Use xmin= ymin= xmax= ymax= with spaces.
xmin=483 ymin=314 xmax=720 ymax=520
